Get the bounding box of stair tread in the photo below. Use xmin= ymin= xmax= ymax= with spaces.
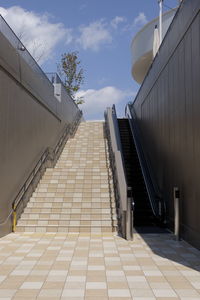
xmin=16 ymin=121 xmax=116 ymax=233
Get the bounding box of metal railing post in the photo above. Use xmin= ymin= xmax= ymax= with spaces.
xmin=174 ymin=187 xmax=180 ymax=240
xmin=12 ymin=204 xmax=17 ymax=232
xmin=126 ymin=187 xmax=133 ymax=240
xmin=122 ymin=211 xmax=126 ymax=239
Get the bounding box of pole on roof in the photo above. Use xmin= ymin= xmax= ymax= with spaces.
xmin=158 ymin=0 xmax=163 ymax=46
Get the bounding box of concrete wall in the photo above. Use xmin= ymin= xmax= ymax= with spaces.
xmin=131 ymin=0 xmax=200 ymax=249
xmin=0 ymin=25 xmax=81 ymax=235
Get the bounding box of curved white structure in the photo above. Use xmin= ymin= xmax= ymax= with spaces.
xmin=131 ymin=8 xmax=177 ymax=84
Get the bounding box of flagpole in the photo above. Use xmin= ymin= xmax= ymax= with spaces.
xmin=158 ymin=0 xmax=163 ymax=46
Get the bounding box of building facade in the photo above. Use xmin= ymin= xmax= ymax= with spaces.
xmin=130 ymin=0 xmax=200 ymax=249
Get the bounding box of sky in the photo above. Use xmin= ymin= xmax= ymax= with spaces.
xmin=0 ymin=0 xmax=178 ymax=120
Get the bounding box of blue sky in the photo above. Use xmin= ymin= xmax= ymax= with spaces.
xmin=0 ymin=0 xmax=178 ymax=119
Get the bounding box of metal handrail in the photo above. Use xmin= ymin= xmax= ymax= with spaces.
xmin=125 ymin=103 xmax=166 ymax=223
xmin=105 ymin=106 xmax=127 ymax=211
xmin=11 ymin=110 xmax=82 ymax=231
xmin=12 ymin=148 xmax=49 ymax=231
xmin=105 ymin=106 xmax=133 ymax=240
xmin=53 ymin=110 xmax=82 ymax=158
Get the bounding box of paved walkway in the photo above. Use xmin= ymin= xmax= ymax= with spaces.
xmin=0 ymin=232 xmax=200 ymax=299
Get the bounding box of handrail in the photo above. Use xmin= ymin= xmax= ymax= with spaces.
xmin=0 ymin=210 xmax=14 ymax=227
xmin=105 ymin=105 xmax=133 ymax=240
xmin=13 ymin=149 xmax=51 ymax=212
xmin=106 ymin=106 xmax=127 ymax=212
xmin=11 ymin=110 xmax=82 ymax=232
xmin=125 ymin=103 xmax=166 ymax=223
xmin=12 ymin=148 xmax=49 ymax=231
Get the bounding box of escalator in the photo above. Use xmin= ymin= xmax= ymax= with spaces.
xmin=118 ymin=119 xmax=157 ymax=227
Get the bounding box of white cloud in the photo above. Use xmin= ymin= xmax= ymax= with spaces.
xmin=77 ymin=20 xmax=112 ymax=51
xmin=134 ymin=12 xmax=148 ymax=26
xmin=76 ymin=86 xmax=134 ymax=120
xmin=110 ymin=16 xmax=126 ymax=29
xmin=0 ymin=6 xmax=72 ymax=64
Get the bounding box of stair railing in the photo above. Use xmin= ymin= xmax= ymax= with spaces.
xmin=105 ymin=105 xmax=133 ymax=240
xmin=11 ymin=110 xmax=82 ymax=232
xmin=125 ymin=103 xmax=166 ymax=224
xmin=12 ymin=149 xmax=49 ymax=232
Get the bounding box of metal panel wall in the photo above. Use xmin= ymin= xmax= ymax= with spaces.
xmin=131 ymin=0 xmax=200 ymax=249
xmin=0 ymin=28 xmax=81 ymax=236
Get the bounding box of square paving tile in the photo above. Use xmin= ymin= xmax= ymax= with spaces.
xmin=0 ymin=232 xmax=200 ymax=300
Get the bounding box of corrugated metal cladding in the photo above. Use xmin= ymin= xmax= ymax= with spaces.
xmin=0 ymin=22 xmax=80 ymax=236
xmin=131 ymin=0 xmax=200 ymax=249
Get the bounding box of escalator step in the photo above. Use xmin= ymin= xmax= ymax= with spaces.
xmin=117 ymin=118 xmax=158 ymax=227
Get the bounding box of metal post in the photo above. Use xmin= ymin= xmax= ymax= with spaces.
xmin=122 ymin=211 xmax=126 ymax=239
xmin=174 ymin=187 xmax=180 ymax=240
xmin=126 ymin=187 xmax=133 ymax=240
xmin=12 ymin=205 xmax=17 ymax=232
xmin=158 ymin=0 xmax=163 ymax=46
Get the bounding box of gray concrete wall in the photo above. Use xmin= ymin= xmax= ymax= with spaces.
xmin=0 ymin=25 xmax=81 ymax=235
xmin=131 ymin=0 xmax=200 ymax=249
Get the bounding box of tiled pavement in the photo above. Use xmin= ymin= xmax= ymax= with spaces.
xmin=0 ymin=232 xmax=200 ymax=299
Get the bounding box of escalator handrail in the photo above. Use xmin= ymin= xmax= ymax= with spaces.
xmin=105 ymin=106 xmax=128 ymax=212
xmin=125 ymin=103 xmax=166 ymax=220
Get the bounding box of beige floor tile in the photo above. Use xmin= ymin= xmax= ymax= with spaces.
xmin=61 ymin=288 xmax=85 ymax=297
xmin=147 ymin=276 xmax=169 ymax=283
xmin=109 ymin=298 xmax=132 ymax=300
xmin=20 ymin=281 xmax=44 ymax=289
xmin=85 ymin=297 xmax=108 ymax=300
xmin=0 ymin=288 xmax=17 ymax=297
xmin=152 ymin=289 xmax=178 ymax=297
xmin=174 ymin=288 xmax=200 ymax=297
xmin=14 ymin=297 xmax=38 ymax=300
xmin=107 ymin=281 xmax=129 ymax=289
xmin=131 ymin=288 xmax=155 ymax=297
xmin=86 ymin=282 xmax=107 ymax=289
xmin=14 ymin=289 xmax=39 ymax=297
xmin=64 ymin=282 xmax=85 ymax=289
xmin=42 ymin=281 xmax=64 ymax=289
xmin=85 ymin=289 xmax=108 ymax=297
xmin=38 ymin=289 xmax=62 ymax=297
xmin=108 ymin=289 xmax=131 ymax=297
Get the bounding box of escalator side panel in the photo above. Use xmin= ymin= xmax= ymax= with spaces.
xmin=118 ymin=119 xmax=157 ymax=226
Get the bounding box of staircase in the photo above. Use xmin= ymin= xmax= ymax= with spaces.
xmin=16 ymin=122 xmax=117 ymax=233
xmin=118 ymin=119 xmax=156 ymax=226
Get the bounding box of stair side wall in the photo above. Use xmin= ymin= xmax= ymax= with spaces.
xmin=0 ymin=25 xmax=81 ymax=236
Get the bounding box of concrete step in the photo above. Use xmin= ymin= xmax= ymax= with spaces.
xmin=27 ymin=201 xmax=115 ymax=207
xmin=24 ymin=207 xmax=116 ymax=214
xmin=25 ymin=202 xmax=115 ymax=209
xmin=29 ymin=196 xmax=113 ymax=201
xmin=17 ymin=219 xmax=117 ymax=227
xmin=16 ymin=122 xmax=117 ymax=233
xmin=20 ymin=213 xmax=117 ymax=221
xmin=16 ymin=225 xmax=117 ymax=233
xmin=31 ymin=193 xmax=110 ymax=198
xmin=27 ymin=199 xmax=115 ymax=205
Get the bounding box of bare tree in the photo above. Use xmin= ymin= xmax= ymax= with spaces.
xmin=17 ymin=28 xmax=46 ymax=64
